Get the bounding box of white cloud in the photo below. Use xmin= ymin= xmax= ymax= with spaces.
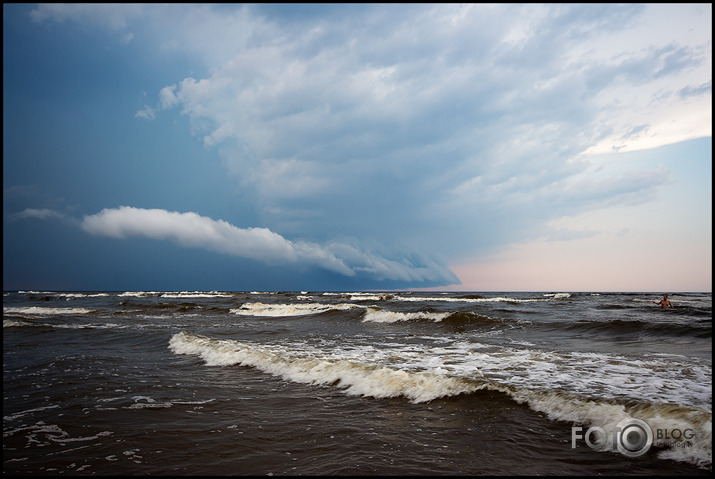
xmin=146 ymin=5 xmax=709 ymax=191
xmin=80 ymin=206 xmax=458 ymax=284
xmin=134 ymin=105 xmax=155 ymax=120
xmin=13 ymin=208 xmax=66 ymax=220
xmin=81 ymin=206 xmax=334 ymax=269
xmin=158 ymin=85 xmax=179 ymax=109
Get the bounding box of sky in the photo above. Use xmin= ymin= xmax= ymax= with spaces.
xmin=3 ymin=3 xmax=712 ymax=292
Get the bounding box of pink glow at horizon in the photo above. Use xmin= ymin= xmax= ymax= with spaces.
xmin=444 ymin=234 xmax=712 ymax=292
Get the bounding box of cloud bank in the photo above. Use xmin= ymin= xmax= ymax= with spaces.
xmin=81 ymin=206 xmax=459 ymax=285
xmin=19 ymin=4 xmax=711 ymax=290
xmin=135 ymin=4 xmax=709 ymax=258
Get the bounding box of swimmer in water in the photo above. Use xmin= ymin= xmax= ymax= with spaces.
xmin=654 ymin=294 xmax=673 ymax=309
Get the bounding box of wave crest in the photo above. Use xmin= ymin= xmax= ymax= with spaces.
xmin=230 ymin=302 xmax=360 ymax=317
xmin=362 ymin=307 xmax=450 ymax=323
xmin=168 ymin=330 xmax=712 ymax=468
xmin=168 ymin=331 xmax=479 ymax=403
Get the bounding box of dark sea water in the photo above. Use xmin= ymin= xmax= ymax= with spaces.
xmin=3 ymin=290 xmax=711 ymax=475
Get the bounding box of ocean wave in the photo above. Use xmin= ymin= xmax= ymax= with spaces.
xmin=362 ymin=307 xmax=451 ymax=323
xmin=168 ymin=331 xmax=711 ymax=468
xmin=317 ymin=292 xmax=397 ymax=301
xmin=227 ymin=302 xmax=506 ymax=326
xmin=321 ymin=291 xmax=394 ymax=298
xmin=230 ymin=302 xmax=361 ymax=317
xmin=4 ymin=319 xmax=37 ymax=328
xmin=114 ymin=291 xmax=237 ymax=298
xmin=503 ymin=388 xmax=712 ymax=469
xmin=169 ymin=332 xmax=711 ymax=405
xmin=56 ymin=292 xmax=111 ymax=299
xmin=156 ymin=291 xmax=237 ymax=298
xmin=117 ymin=291 xmax=165 ymax=297
xmin=542 ymin=293 xmax=572 ymax=300
xmin=3 ymin=306 xmax=96 ymax=317
xmin=565 ymin=318 xmax=712 ymax=339
xmin=361 ymin=308 xmax=504 ymax=327
xmin=168 ymin=331 xmax=478 ymax=403
xmin=2 ymin=320 xmax=128 ymax=330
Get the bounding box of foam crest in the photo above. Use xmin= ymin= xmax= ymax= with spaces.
xmin=3 ymin=306 xmax=95 ymax=317
xmin=115 ymin=290 xmax=235 ymax=298
xmin=4 ymin=319 xmax=35 ymax=328
xmin=117 ymin=291 xmax=162 ymax=297
xmin=168 ymin=332 xmax=478 ymax=403
xmin=362 ymin=307 xmax=451 ymax=323
xmin=506 ymin=388 xmax=712 ymax=468
xmin=57 ymin=293 xmax=110 ymax=298
xmin=543 ymin=293 xmax=571 ymax=299
xmin=170 ymin=332 xmax=710 ymax=408
xmin=230 ymin=302 xmax=360 ymax=317
xmin=157 ymin=291 xmax=235 ymax=298
xmin=338 ymin=292 xmax=396 ymax=301
xmin=168 ymin=331 xmax=711 ymax=467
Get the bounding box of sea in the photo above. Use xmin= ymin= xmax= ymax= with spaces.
xmin=3 ymin=290 xmax=711 ymax=476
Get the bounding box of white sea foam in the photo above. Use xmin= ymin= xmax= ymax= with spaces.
xmin=345 ymin=292 xmax=396 ymax=301
xmin=158 ymin=291 xmax=235 ymax=298
xmin=168 ymin=332 xmax=711 ymax=407
xmin=3 ymin=319 xmax=35 ymax=328
xmin=362 ymin=307 xmax=450 ymax=323
xmin=3 ymin=404 xmax=60 ymax=421
xmin=506 ymin=388 xmax=712 ymax=468
xmin=57 ymin=293 xmax=111 ymax=299
xmin=543 ymin=293 xmax=571 ymax=299
xmin=127 ymin=396 xmax=174 ymax=409
xmin=168 ymin=330 xmax=711 ymax=467
xmin=230 ymin=302 xmax=453 ymax=323
xmin=3 ymin=306 xmax=95 ymax=316
xmin=117 ymin=291 xmax=162 ymax=297
xmin=115 ymin=290 xmax=234 ymax=298
xmin=3 ymin=422 xmax=113 ymax=447
xmin=168 ymin=332 xmax=478 ymax=403
xmin=230 ymin=302 xmax=360 ymax=317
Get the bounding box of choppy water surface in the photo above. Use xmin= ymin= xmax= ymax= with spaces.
xmin=4 ymin=290 xmax=711 ymax=475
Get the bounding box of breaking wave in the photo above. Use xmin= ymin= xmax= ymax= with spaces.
xmin=230 ymin=302 xmax=361 ymax=317
xmin=168 ymin=331 xmax=711 ymax=468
